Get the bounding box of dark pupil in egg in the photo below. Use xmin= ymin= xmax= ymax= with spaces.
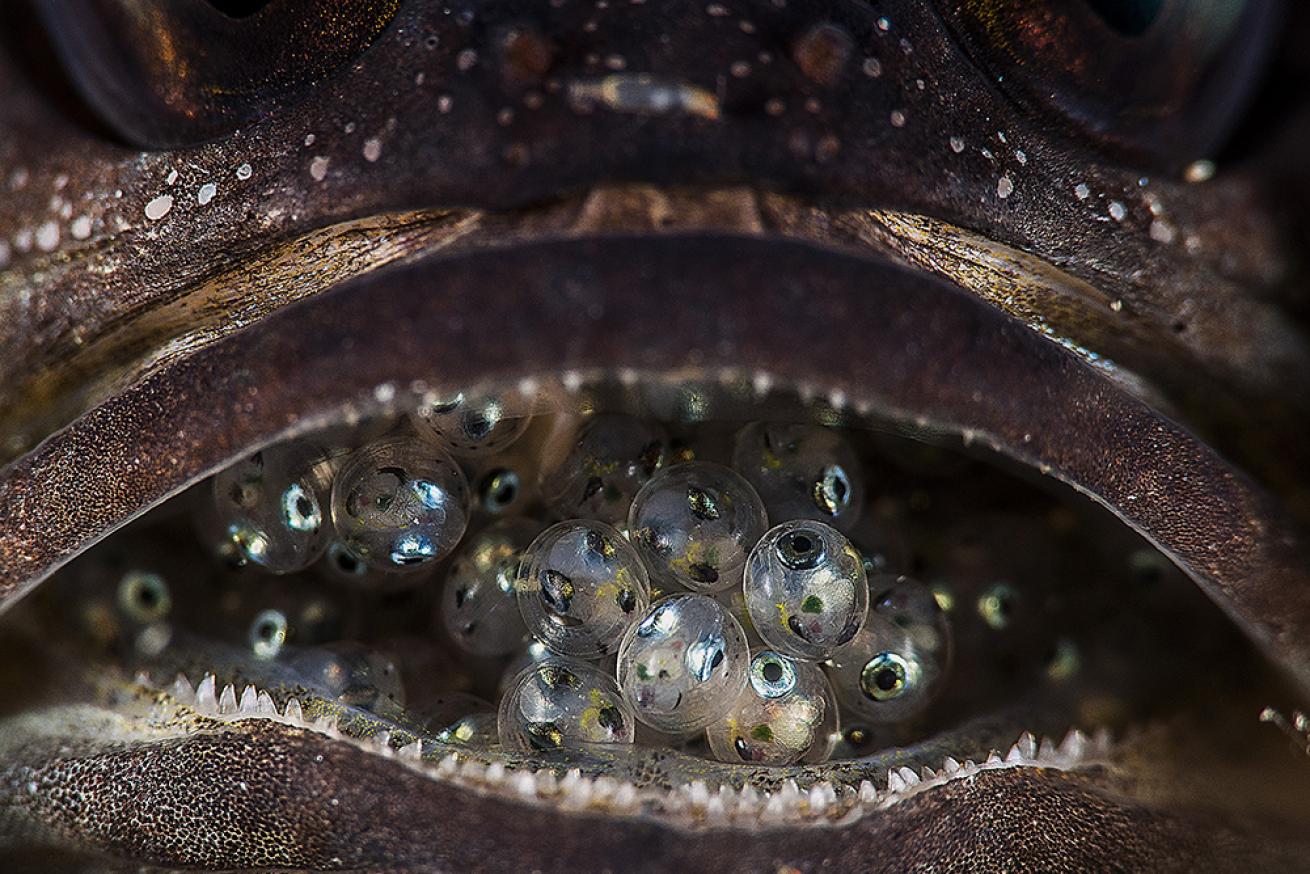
xmin=1085 ymin=0 xmax=1164 ymax=36
xmin=762 ymin=660 xmax=784 ymax=683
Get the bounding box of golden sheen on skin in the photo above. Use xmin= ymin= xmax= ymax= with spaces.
xmin=0 ymin=1 xmax=1309 ymax=870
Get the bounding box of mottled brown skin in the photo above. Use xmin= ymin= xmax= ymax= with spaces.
xmin=1 ymin=0 xmax=1309 ymax=870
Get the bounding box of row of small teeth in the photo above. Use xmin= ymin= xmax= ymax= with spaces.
xmin=155 ymin=672 xmax=1110 ymax=828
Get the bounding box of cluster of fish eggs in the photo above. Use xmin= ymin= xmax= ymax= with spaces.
xmin=201 ymin=397 xmax=954 ymax=766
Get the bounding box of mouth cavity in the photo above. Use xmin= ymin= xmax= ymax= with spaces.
xmin=2 ymin=369 xmax=1264 ymax=830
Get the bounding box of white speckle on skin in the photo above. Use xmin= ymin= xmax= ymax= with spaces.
xmin=415 ymin=72 xmax=426 ymax=86
xmin=344 ymin=121 xmax=357 ymax=134
xmin=198 ymin=182 xmax=217 ymax=206
xmin=890 ymin=110 xmax=906 ymax=128
xmin=1149 ymin=220 xmax=1176 ymax=244
xmin=363 ymin=138 xmax=382 ymax=162
xmin=70 ymin=215 xmax=92 ymax=239
xmin=166 ymin=169 xmax=179 ymax=185
xmin=457 ymin=48 xmax=478 ymax=71
xmin=438 ymin=95 xmax=454 ymax=114
xmin=877 ymin=17 xmax=890 ymax=31
xmin=304 ymin=133 xmax=316 ymax=147
xmin=862 ymin=57 xmax=882 ymax=77
xmin=35 ymin=220 xmax=59 ymax=251
xmin=1014 ymin=149 xmax=1027 ymax=165
xmin=997 ymin=175 xmax=1014 ymax=199
xmin=1074 ymin=183 xmax=1090 ymax=200
xmin=996 ymin=130 xmax=1007 ymax=144
xmin=1110 ymin=299 xmax=1123 ymax=312
xmin=980 ymin=147 xmax=994 ymax=160
xmin=1184 ymin=160 xmax=1216 ymax=183
xmin=309 ymin=156 xmax=330 ymax=181
xmin=949 ymin=136 xmax=965 ymax=153
xmin=145 ymin=194 xmax=174 ymax=221
xmin=14 ymin=229 xmax=32 ymax=252
xmin=53 ymin=173 xmax=68 ymax=190
xmin=373 ymin=383 xmax=396 ymax=404
xmin=1108 ymin=201 xmax=1127 ymax=222
xmin=236 ymin=163 xmax=253 ymax=180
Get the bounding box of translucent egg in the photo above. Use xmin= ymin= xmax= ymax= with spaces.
xmin=705 ymin=650 xmax=837 ymax=765
xmin=497 ymin=657 xmax=636 ymax=752
xmin=411 ymin=391 xmax=532 ymax=457
xmin=627 ymin=461 xmax=767 ymax=593
xmin=826 ymin=575 xmax=952 ymax=723
xmin=615 ymin=594 xmax=750 ymax=733
xmin=516 ymin=520 xmax=651 ymax=658
xmin=440 ymin=518 xmax=536 ymax=656
xmin=743 ymin=520 xmax=868 ymax=661
xmin=731 ymin=422 xmax=864 ymax=532
xmin=418 ymin=692 xmax=498 ymax=747
xmin=497 ymin=640 xmax=555 ymax=698
xmin=329 ymin=436 xmax=471 ymax=572
xmin=539 ymin=414 xmax=667 ymax=525
xmin=209 ymin=442 xmax=332 ymax=573
xmin=287 ymin=643 xmax=407 ymax=718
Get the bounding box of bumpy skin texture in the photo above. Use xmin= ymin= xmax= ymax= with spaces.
xmin=1 ymin=0 xmax=1309 ymax=870
xmin=6 ymin=723 xmax=1309 ymax=872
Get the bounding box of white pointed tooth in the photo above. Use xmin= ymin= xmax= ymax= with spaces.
xmin=196 ymin=675 xmax=218 ymax=712
xmin=1005 ymin=744 xmax=1026 ymax=765
xmin=399 ymin=741 xmax=423 ymax=761
xmin=920 ymin=767 xmax=937 ymax=781
xmin=779 ymin=779 xmax=802 ymax=803
xmin=560 ymin=768 xmax=584 ymax=791
xmin=963 ymin=759 xmax=980 ymax=775
xmin=375 ymin=731 xmax=393 ymax=754
xmin=896 ymin=767 xmax=920 ymax=786
xmin=942 ymin=757 xmax=961 ymax=775
xmin=514 ymin=771 xmax=537 ymax=798
xmin=256 ymin=691 xmax=278 ymax=717
xmin=1057 ymin=729 xmax=1089 ymax=763
xmin=1017 ymin=731 xmax=1038 ymax=759
xmin=592 ymin=776 xmax=617 ymax=801
xmin=613 ymin=782 xmax=638 ymax=810
xmin=484 ymin=762 xmax=506 ymax=783
xmin=706 ymin=794 xmax=728 ymax=823
xmin=810 ymin=781 xmax=837 ymax=814
xmin=535 ymin=770 xmax=559 ymax=795
xmin=688 ymin=780 xmax=710 ymax=807
xmin=437 ymin=753 xmax=459 ymax=776
xmin=170 ymin=674 xmax=195 ymax=704
xmin=239 ymin=685 xmax=259 ymax=714
xmin=858 ymin=780 xmax=878 ymax=803
xmin=886 ymin=769 xmax=907 ymax=793
xmin=761 ymin=793 xmax=788 ymax=821
xmin=985 ymin=751 xmax=1002 ymax=766
xmin=1092 ymin=727 xmax=1113 ymax=756
xmin=1037 ymin=736 xmax=1058 ymax=762
xmin=218 ymin=684 xmax=238 ymax=715
xmin=737 ymin=784 xmax=761 ymax=813
xmin=563 ymin=776 xmax=593 ymax=807
xmin=134 ymin=670 xmax=152 ymax=686
xmin=283 ymin=698 xmax=304 ymax=723
xmin=459 ymin=759 xmax=486 ymax=781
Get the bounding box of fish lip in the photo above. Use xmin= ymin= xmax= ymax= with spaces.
xmin=0 ymin=230 xmax=1308 ymax=694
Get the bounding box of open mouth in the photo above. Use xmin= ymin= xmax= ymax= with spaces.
xmin=4 ymin=0 xmax=1310 ymax=870
xmin=2 ymin=229 xmax=1309 ymax=871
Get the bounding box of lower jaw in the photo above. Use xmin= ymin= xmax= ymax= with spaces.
xmin=2 ymin=233 xmax=1310 ymax=870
